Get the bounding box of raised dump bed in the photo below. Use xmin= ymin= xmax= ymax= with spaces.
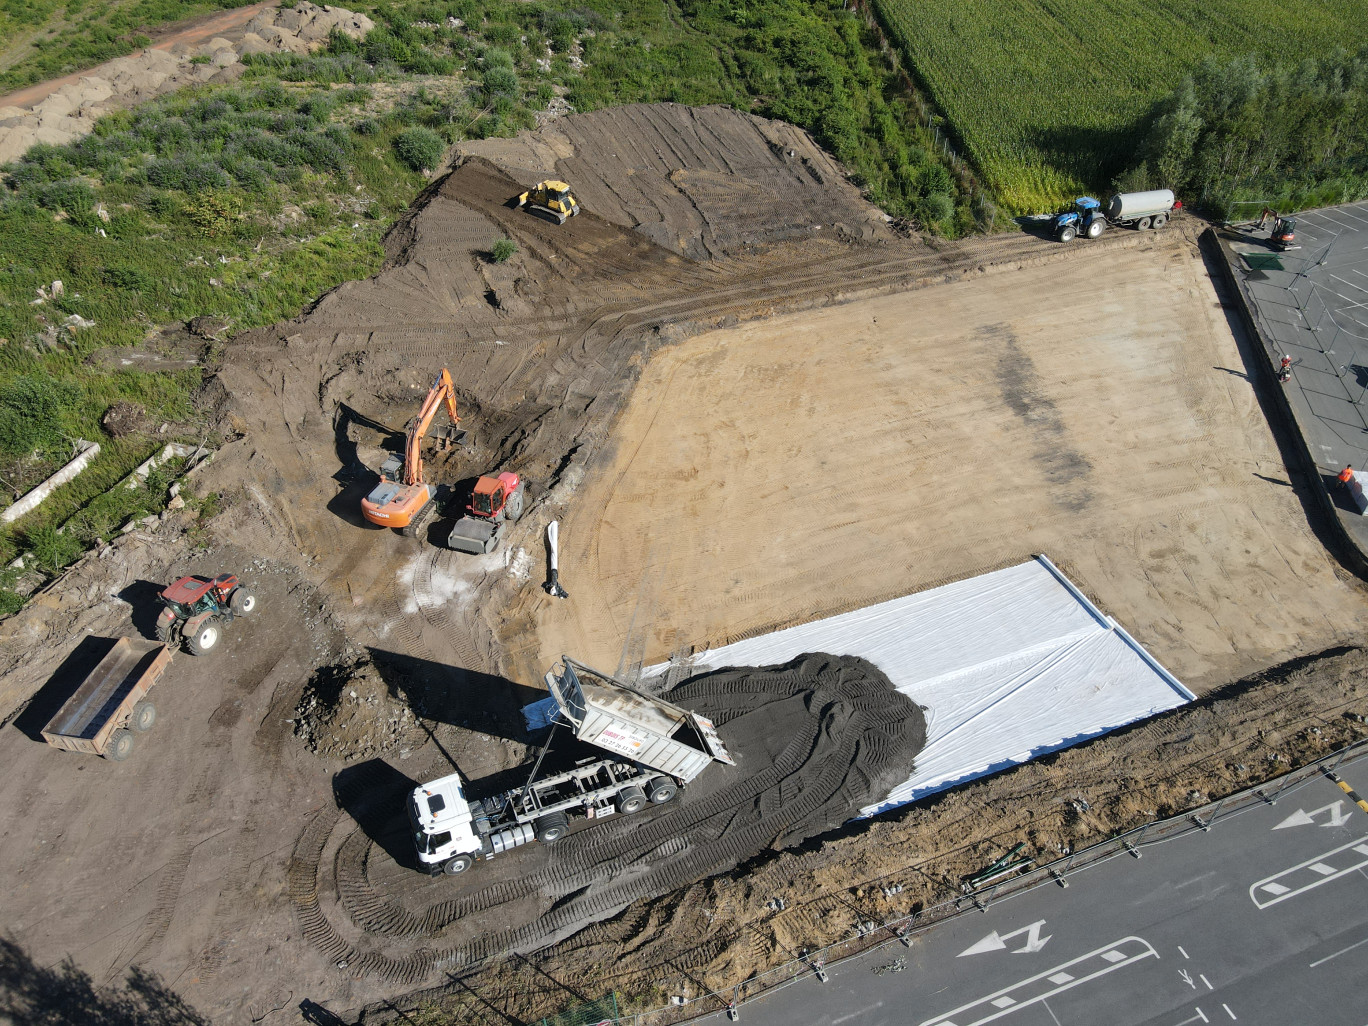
xmin=41 ymin=638 xmax=173 ymax=760
xmin=544 ymin=657 xmax=735 ymax=783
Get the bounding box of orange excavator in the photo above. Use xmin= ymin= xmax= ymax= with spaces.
xmin=361 ymin=369 xmax=469 ymax=537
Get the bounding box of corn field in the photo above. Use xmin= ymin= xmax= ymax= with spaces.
xmin=870 ymin=0 xmax=1368 ymax=213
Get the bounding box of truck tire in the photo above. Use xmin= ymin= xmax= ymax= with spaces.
xmin=107 ymin=728 xmax=134 ymax=761
xmin=1086 ymin=218 xmax=1106 ymax=239
xmin=1136 ymin=216 xmax=1152 ymax=231
xmin=616 ymin=785 xmax=647 ymax=815
xmin=443 ymin=854 xmax=475 ymax=875
xmin=1151 ymin=213 xmax=1168 ymax=229
xmin=535 ymin=812 xmax=569 ymax=843
xmin=229 ymin=589 xmax=256 ymax=614
xmin=131 ymin=700 xmax=156 ymax=732
xmin=646 ymin=778 xmax=678 ymax=804
xmin=1057 ymin=225 xmax=1076 ymax=243
xmin=187 ymin=617 xmax=221 ymax=656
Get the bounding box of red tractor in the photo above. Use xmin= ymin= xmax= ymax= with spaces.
xmin=156 ymin=574 xmax=256 ymax=655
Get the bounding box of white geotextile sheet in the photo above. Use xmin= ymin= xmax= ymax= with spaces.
xmin=647 ymin=556 xmax=1193 ymax=816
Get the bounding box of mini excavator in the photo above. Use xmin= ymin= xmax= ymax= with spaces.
xmin=1255 ymin=208 xmax=1300 ymax=251
xmin=361 ymin=369 xmax=469 ymax=537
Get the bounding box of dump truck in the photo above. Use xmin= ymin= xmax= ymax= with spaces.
xmin=1051 ymin=189 xmax=1177 ymax=241
xmin=409 ymin=657 xmax=735 ymax=875
xmin=41 ymin=638 xmax=173 ymax=760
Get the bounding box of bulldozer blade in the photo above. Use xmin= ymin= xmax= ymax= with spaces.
xmin=448 ymin=515 xmax=500 ymax=554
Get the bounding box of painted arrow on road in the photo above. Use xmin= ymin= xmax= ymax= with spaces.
xmin=1272 ymin=801 xmax=1352 ymax=830
xmin=958 ymin=919 xmax=1052 ymax=957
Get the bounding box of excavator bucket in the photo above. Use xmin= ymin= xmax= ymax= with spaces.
xmin=448 ymin=516 xmax=500 ymax=554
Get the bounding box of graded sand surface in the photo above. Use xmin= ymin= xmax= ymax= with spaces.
xmin=527 ymin=237 xmax=1363 ymax=692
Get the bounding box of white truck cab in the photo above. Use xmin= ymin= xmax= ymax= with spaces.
xmin=409 ymin=772 xmax=482 ymax=874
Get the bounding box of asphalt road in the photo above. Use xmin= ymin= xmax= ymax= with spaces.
xmin=700 ymin=756 xmax=1368 ymax=1026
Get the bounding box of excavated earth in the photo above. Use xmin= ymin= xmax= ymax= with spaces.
xmin=2 ymin=102 xmax=1368 ymax=1024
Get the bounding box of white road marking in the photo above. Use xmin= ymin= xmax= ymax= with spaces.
xmin=1200 ymin=974 xmax=1212 ymax=990
xmin=958 ymin=920 xmax=1051 ymax=957
xmin=1178 ymin=946 xmax=1189 ymax=959
xmin=1180 ymin=969 xmax=1196 ymax=989
xmin=1309 ymin=935 xmax=1368 ymax=968
xmin=1249 ymin=835 xmax=1368 ymax=908
xmin=919 ymin=937 xmax=1157 ymax=1026
xmin=1222 ymin=1003 xmax=1237 ymax=1020
xmin=1173 ymin=1009 xmax=1209 ymax=1026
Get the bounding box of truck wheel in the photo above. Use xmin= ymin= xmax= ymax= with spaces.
xmin=1151 ymin=213 xmax=1168 ymax=229
xmin=131 ymin=701 xmax=156 ymax=732
xmin=535 ymin=812 xmax=569 ymax=843
xmin=1136 ymin=217 xmax=1152 ymax=231
xmin=1057 ymin=226 xmax=1076 ymax=243
xmin=1086 ymin=219 xmax=1106 ymax=239
xmin=106 ymin=728 xmax=134 ymax=761
xmin=229 ymin=589 xmax=256 ymax=614
xmin=443 ymin=854 xmax=475 ymax=875
xmin=187 ymin=617 xmax=221 ymax=655
xmin=646 ymin=778 xmax=678 ymax=804
xmin=616 ymin=785 xmax=647 ymax=815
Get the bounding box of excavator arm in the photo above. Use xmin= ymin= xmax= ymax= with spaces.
xmin=403 ymin=369 xmax=462 ymax=487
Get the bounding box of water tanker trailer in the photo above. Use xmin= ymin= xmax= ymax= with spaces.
xmin=409 ymin=657 xmax=734 ymax=876
xmin=1051 ymin=189 xmax=1177 ymax=241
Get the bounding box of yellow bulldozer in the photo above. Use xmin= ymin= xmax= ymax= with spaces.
xmin=515 ymin=180 xmax=580 ymax=224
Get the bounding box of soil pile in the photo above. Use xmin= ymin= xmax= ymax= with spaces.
xmin=297 ymin=653 xmax=925 ymax=977
xmin=294 ymin=658 xmax=427 ymax=761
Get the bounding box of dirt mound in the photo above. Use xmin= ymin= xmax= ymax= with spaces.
xmin=295 ymin=652 xmax=925 ymax=978
xmin=294 ymin=659 xmax=426 ymax=761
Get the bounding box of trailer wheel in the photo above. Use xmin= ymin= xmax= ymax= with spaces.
xmin=646 ymin=778 xmax=678 ymax=804
xmin=107 ymin=729 xmax=134 ymax=761
xmin=535 ymin=812 xmax=569 ymax=843
xmin=616 ymin=785 xmax=647 ymax=815
xmin=1151 ymin=213 xmax=1168 ymax=229
xmin=229 ymin=589 xmax=256 ymax=614
xmin=131 ymin=701 xmax=156 ymax=732
xmin=1136 ymin=216 xmax=1152 ymax=231
xmin=443 ymin=854 xmax=475 ymax=875
xmin=1057 ymin=226 xmax=1076 ymax=243
xmin=1086 ymin=218 xmax=1106 ymax=239
xmin=187 ymin=617 xmax=221 ymax=656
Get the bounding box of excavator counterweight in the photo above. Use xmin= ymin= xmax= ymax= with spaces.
xmin=361 ymin=369 xmax=469 ymax=536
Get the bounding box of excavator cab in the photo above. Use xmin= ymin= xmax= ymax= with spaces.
xmin=1256 ymin=208 xmax=1300 ymax=251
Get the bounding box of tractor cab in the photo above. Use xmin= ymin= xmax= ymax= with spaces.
xmin=159 ymin=574 xmax=232 ymax=616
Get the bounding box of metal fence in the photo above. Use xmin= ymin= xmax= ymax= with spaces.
xmin=606 ymin=738 xmax=1368 ymax=1026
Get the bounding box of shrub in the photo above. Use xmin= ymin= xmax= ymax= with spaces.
xmin=490 ymin=237 xmax=517 ymax=262
xmin=24 ymin=524 xmax=83 ymax=575
xmin=393 ymin=127 xmax=445 ymax=172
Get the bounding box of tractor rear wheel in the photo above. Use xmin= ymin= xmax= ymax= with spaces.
xmin=1151 ymin=213 xmax=1168 ymax=229
xmin=156 ymin=618 xmax=176 ymax=644
xmin=106 ymin=729 xmax=134 ymax=761
xmin=229 ymin=589 xmax=256 ymax=614
xmin=131 ymin=701 xmax=156 ymax=732
xmin=187 ymin=617 xmax=222 ymax=655
xmin=1057 ymin=226 xmax=1076 ymax=243
xmin=1136 ymin=217 xmax=1152 ymax=231
xmin=1086 ymin=218 xmax=1106 ymax=239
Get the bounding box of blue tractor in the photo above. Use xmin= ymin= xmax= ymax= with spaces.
xmin=1051 ymin=197 xmax=1107 ymax=242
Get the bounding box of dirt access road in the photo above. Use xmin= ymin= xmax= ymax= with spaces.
xmin=3 ymin=103 xmax=1368 ymax=1024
